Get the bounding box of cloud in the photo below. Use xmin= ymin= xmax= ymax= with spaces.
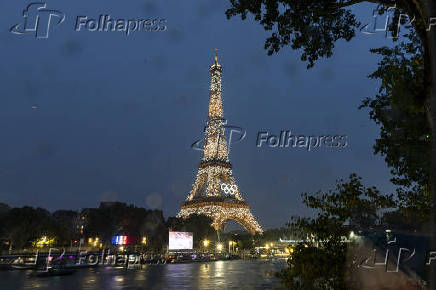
xmin=170 ymin=180 xmax=188 ymax=197
xmin=145 ymin=192 xmax=163 ymax=209
xmin=149 ymin=54 xmax=168 ymax=71
xmin=283 ymin=59 xmax=301 ymax=78
xmin=143 ymin=1 xmax=159 ymax=13
xmin=60 ymin=40 xmax=82 ymax=56
xmin=175 ymin=95 xmax=193 ymax=107
xmin=100 ymin=190 xmax=119 ymax=202
xmin=34 ymin=143 xmax=58 ymax=159
xmin=276 ymin=174 xmax=293 ymax=186
xmin=319 ymin=66 xmax=335 ymax=81
xmin=167 ymin=28 xmax=184 ymax=44
xmin=196 ymin=0 xmax=223 ymax=19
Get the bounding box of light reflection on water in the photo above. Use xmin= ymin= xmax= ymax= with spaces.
xmin=0 ymin=260 xmax=285 ymax=290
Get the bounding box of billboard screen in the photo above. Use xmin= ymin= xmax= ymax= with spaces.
xmin=169 ymin=231 xmax=193 ymax=250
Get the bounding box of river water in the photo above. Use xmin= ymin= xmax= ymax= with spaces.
xmin=0 ymin=259 xmax=286 ymax=290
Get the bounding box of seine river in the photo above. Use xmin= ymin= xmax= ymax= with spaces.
xmin=0 ymin=260 xmax=286 ymax=290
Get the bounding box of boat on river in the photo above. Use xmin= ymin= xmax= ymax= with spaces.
xmin=35 ymin=267 xmax=75 ymax=277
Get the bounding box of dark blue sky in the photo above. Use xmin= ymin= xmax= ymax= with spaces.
xmin=0 ymin=1 xmax=396 ymax=228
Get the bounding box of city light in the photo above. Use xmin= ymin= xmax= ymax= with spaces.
xmin=112 ymin=235 xmax=129 ymax=245
xmin=203 ymin=239 xmax=210 ymax=248
xmin=217 ymin=243 xmax=223 ymax=252
xmin=88 ymin=237 xmax=99 ymax=247
xmin=142 ymin=237 xmax=147 ymax=245
xmin=228 ymin=241 xmax=236 ymax=253
xmin=34 ymin=236 xmax=55 ymax=248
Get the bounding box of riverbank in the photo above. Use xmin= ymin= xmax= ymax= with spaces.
xmin=0 ymin=251 xmax=265 ymax=270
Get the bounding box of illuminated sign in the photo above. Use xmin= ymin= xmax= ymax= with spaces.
xmin=221 ymin=183 xmax=237 ymax=195
xmin=169 ymin=231 xmax=193 ymax=250
xmin=112 ymin=236 xmax=139 ymax=245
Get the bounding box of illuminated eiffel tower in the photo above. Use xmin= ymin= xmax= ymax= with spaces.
xmin=177 ymin=50 xmax=263 ymax=235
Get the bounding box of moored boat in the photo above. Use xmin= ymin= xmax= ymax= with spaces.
xmin=35 ymin=267 xmax=75 ymax=277
xmin=11 ymin=264 xmax=36 ymax=270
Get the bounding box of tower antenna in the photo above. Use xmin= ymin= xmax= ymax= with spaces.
xmin=214 ymin=48 xmax=218 ymax=65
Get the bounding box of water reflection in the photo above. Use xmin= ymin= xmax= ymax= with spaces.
xmin=0 ymin=260 xmax=285 ymax=290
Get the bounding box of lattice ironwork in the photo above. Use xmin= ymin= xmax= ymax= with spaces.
xmin=177 ymin=50 xmax=263 ymax=235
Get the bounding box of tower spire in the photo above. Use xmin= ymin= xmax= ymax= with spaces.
xmin=214 ymin=48 xmax=219 ymax=65
xmin=210 ymin=48 xmax=221 ymax=71
xmin=205 ymin=48 xmax=227 ymax=163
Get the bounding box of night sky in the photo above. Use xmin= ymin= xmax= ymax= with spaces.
xmin=0 ymin=1 xmax=396 ymax=228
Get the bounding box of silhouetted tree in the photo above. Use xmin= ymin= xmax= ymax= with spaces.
xmin=276 ymin=174 xmax=394 ymax=289
xmin=83 ymin=203 xmax=167 ymax=250
xmin=359 ymin=31 xmax=433 ymax=230
xmin=225 ymin=1 xmax=436 ymax=285
xmin=225 ymin=0 xmax=431 ymax=213
xmin=3 ymin=206 xmax=57 ymax=249
xmin=52 ymin=210 xmax=79 ymax=246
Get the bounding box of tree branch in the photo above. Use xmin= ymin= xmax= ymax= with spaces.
xmin=337 ymin=0 xmax=394 ymax=8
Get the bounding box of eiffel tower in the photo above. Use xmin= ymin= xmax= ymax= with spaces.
xmin=177 ymin=50 xmax=263 ymax=235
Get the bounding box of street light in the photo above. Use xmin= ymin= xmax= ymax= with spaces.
xmin=228 ymin=241 xmax=234 ymax=253
xmin=217 ymin=243 xmax=223 ymax=252
xmin=203 ymin=239 xmax=209 ymax=253
xmin=92 ymin=237 xmax=99 ymax=247
xmin=35 ymin=236 xmax=55 ymax=248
